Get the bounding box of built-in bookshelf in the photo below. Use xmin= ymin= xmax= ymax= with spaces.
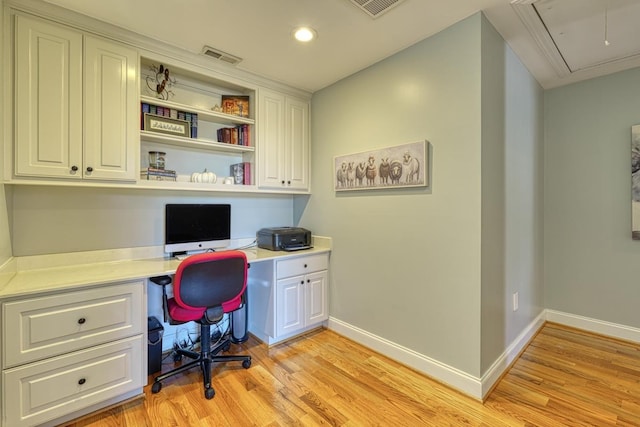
xmin=139 ymin=57 xmax=256 ymax=187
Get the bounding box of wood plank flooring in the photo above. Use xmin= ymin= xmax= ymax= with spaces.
xmin=64 ymin=323 xmax=640 ymax=426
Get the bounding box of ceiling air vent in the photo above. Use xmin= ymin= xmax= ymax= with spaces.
xmin=349 ymin=0 xmax=406 ymax=18
xmin=201 ymin=46 xmax=242 ymax=65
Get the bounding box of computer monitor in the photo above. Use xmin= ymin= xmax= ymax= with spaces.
xmin=164 ymin=204 xmax=231 ymax=255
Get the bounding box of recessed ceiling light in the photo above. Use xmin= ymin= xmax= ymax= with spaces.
xmin=293 ymin=27 xmax=316 ymax=42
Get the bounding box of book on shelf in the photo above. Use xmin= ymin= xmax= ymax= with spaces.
xmin=191 ymin=113 xmax=198 ymax=139
xmin=140 ymin=174 xmax=177 ymax=182
xmin=221 ymin=95 xmax=250 ymax=118
xmin=141 ymin=168 xmax=177 ymax=181
xmin=140 ymin=102 xmax=198 ymax=138
xmin=141 ymin=103 xmax=150 ymax=129
xmin=142 ymin=167 xmax=177 ymax=177
xmin=216 ymin=124 xmax=250 ymax=146
xmin=230 ymin=162 xmax=251 ymax=185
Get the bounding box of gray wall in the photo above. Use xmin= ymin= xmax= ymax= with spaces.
xmin=544 ymin=67 xmax=640 ymax=328
xmin=10 ymin=186 xmax=293 ymax=255
xmin=298 ymin=13 xmax=544 ymax=378
xmin=300 ymin=13 xmax=480 ymax=377
xmin=479 ymin=16 xmax=544 ymax=374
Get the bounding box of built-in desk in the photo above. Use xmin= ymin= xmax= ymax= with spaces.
xmin=0 ymin=238 xmax=331 ymax=427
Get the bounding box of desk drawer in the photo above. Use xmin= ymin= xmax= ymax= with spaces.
xmin=277 ymin=253 xmax=328 ymax=279
xmin=2 ymin=281 xmax=144 ymax=368
xmin=2 ymin=335 xmax=144 ymax=427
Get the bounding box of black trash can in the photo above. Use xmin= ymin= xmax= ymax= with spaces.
xmin=148 ymin=316 xmax=164 ymax=375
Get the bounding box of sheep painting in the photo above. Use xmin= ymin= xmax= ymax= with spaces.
xmin=389 ymin=160 xmax=402 ymax=184
xmin=379 ymin=158 xmax=390 ymax=184
xmin=346 ymin=162 xmax=356 ymax=187
xmin=336 ymin=162 xmax=348 ymax=188
xmin=402 ymin=152 xmax=420 ymax=183
xmin=334 ymin=140 xmax=427 ymax=191
xmin=365 ymin=156 xmax=377 ymax=186
xmin=355 ymin=162 xmax=366 ymax=186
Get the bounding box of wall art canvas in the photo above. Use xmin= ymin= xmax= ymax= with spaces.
xmin=334 ymin=140 xmax=427 ymax=191
xmin=632 ymin=125 xmax=640 ymax=239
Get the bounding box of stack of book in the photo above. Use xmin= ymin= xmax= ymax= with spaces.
xmin=230 ymin=162 xmax=251 ymax=185
xmin=217 ymin=124 xmax=250 ymax=146
xmin=140 ymin=167 xmax=177 ymax=181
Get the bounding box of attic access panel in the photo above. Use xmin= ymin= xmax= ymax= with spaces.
xmin=514 ymin=0 xmax=640 ymax=75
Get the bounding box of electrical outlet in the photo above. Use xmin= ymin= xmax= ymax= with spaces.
xmin=513 ymin=292 xmax=519 ymax=311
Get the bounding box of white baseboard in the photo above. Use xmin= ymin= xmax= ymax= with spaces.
xmin=328 ymin=310 xmax=638 ymax=401
xmin=546 ymin=309 xmax=640 ymax=343
xmin=327 ymin=317 xmax=483 ymax=399
xmin=480 ymin=311 xmax=546 ymax=398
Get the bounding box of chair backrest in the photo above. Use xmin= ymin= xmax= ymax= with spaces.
xmin=173 ymin=251 xmax=248 ymax=312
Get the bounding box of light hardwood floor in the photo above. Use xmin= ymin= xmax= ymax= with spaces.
xmin=64 ymin=323 xmax=640 ymax=426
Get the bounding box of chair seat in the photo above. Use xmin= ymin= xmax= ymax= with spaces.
xmin=167 ymin=295 xmax=243 ymax=323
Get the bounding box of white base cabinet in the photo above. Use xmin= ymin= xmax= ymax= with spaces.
xmin=0 ymin=281 xmax=146 ymax=427
xmin=248 ymin=253 xmax=329 ymax=345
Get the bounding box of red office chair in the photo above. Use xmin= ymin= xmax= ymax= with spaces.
xmin=149 ymin=251 xmax=252 ymax=399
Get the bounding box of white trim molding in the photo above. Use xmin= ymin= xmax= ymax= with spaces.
xmin=479 ymin=311 xmax=546 ymax=399
xmin=328 ymin=310 xmax=639 ymax=401
xmin=546 ymin=310 xmax=640 ymax=344
xmin=328 ymin=317 xmax=484 ymax=399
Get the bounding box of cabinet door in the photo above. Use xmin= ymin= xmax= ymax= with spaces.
xmin=275 ymin=276 xmax=304 ymax=337
xmin=305 ymin=270 xmax=328 ymax=325
xmin=285 ymin=97 xmax=310 ymax=191
xmin=14 ymin=14 xmax=83 ymax=179
xmin=84 ymin=36 xmax=138 ymax=181
xmin=258 ymin=89 xmax=285 ymax=188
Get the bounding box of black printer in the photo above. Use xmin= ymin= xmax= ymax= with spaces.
xmin=257 ymin=227 xmax=312 ymax=251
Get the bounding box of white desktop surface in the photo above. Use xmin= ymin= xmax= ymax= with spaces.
xmin=0 ymin=240 xmax=331 ymax=300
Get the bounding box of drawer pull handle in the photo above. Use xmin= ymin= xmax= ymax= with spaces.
xmin=78 ymin=317 xmax=86 ymax=325
xmin=304 ymin=264 xmax=308 ymax=268
xmin=78 ymin=378 xmax=86 ymax=385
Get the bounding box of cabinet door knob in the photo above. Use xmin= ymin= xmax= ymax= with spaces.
xmin=71 ymin=165 xmax=78 ymax=172
xmin=86 ymin=166 xmax=93 ymax=173
xmin=307 ymin=279 xmax=310 ymax=283
xmin=304 ymin=264 xmax=307 ymax=268
xmin=281 ymin=180 xmax=285 ymax=185
xmin=78 ymin=317 xmax=86 ymax=325
xmin=78 ymin=378 xmax=86 ymax=385
xmin=300 ymin=280 xmax=304 ymax=285
xmin=287 ymin=180 xmax=291 ymax=185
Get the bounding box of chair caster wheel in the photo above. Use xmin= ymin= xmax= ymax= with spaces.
xmin=222 ymin=341 xmax=231 ymax=352
xmin=242 ymin=359 xmax=251 ymax=369
xmin=205 ymin=388 xmax=215 ymax=399
xmin=151 ymin=382 xmax=162 ymax=394
xmin=173 ymin=353 xmax=182 ymax=362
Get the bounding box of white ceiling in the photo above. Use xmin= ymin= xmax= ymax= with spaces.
xmin=39 ymin=0 xmax=640 ymax=93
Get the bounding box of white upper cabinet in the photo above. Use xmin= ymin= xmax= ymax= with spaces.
xmin=13 ymin=13 xmax=138 ymax=181
xmin=258 ymin=89 xmax=310 ymax=192
xmin=8 ymin=6 xmax=312 ymax=194
xmin=14 ymin=14 xmax=83 ymax=179
xmin=84 ymin=36 xmax=138 ymax=181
